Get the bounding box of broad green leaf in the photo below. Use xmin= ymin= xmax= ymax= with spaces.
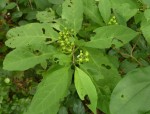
xmin=85 ymin=25 xmax=138 ymax=49
xmin=98 ymin=0 xmax=111 ymax=24
xmin=111 ymin=0 xmax=138 ymax=21
xmin=74 ymin=67 xmax=97 ymax=114
xmin=5 ymin=23 xmax=59 ymax=48
xmin=62 ymin=0 xmax=83 ymax=33
xmin=82 ymin=0 xmax=104 ymax=25
xmin=3 ymin=45 xmax=56 ymax=71
xmin=110 ymin=66 xmax=150 ymax=114
xmin=36 ymin=9 xmax=55 ymax=23
xmin=24 ymin=66 xmax=72 ymax=114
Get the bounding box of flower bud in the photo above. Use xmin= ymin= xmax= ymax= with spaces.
xmin=4 ymin=78 xmax=10 ymax=84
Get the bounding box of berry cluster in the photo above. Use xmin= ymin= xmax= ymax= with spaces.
xmin=57 ymin=28 xmax=75 ymax=54
xmin=108 ymin=16 xmax=118 ymax=25
xmin=77 ymin=50 xmax=89 ymax=63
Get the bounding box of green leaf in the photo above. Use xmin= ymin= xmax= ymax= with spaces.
xmin=0 ymin=1 xmax=7 ymax=11
xmin=144 ymin=9 xmax=150 ymax=21
xmin=58 ymin=106 xmax=68 ymax=114
xmin=82 ymin=0 xmax=104 ymax=25
xmin=62 ymin=0 xmax=83 ymax=33
xmin=36 ymin=9 xmax=55 ymax=23
xmin=111 ymin=0 xmax=138 ymax=21
xmin=119 ymin=59 xmax=138 ymax=74
xmin=81 ymin=48 xmax=120 ymax=113
xmin=74 ymin=67 xmax=97 ymax=114
xmin=48 ymin=0 xmax=64 ymax=4
xmin=34 ymin=0 xmax=51 ymax=9
xmin=5 ymin=23 xmax=59 ymax=48
xmin=98 ymin=0 xmax=111 ymax=24
xmin=142 ymin=0 xmax=150 ymax=7
xmin=110 ymin=66 xmax=150 ymax=114
xmin=81 ymin=48 xmax=120 ymax=88
xmin=3 ymin=45 xmax=56 ymax=71
xmin=24 ymin=66 xmax=72 ymax=114
xmin=141 ymin=19 xmax=150 ymax=44
xmin=85 ymin=25 xmax=138 ymax=49
xmin=5 ymin=2 xmax=16 ymax=9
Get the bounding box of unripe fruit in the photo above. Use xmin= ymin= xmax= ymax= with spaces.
xmin=4 ymin=78 xmax=10 ymax=84
xmin=108 ymin=21 xmax=111 ymax=25
xmin=112 ymin=16 xmax=115 ymax=19
xmin=64 ymin=27 xmax=67 ymax=30
xmin=62 ymin=46 xmax=66 ymax=50
xmin=85 ymin=51 xmax=89 ymax=56
xmin=71 ymin=42 xmax=74 ymax=46
xmin=113 ymin=20 xmax=117 ymax=23
xmin=79 ymin=58 xmax=83 ymax=62
xmin=67 ymin=48 xmax=72 ymax=52
xmin=85 ymin=58 xmax=89 ymax=62
xmin=60 ymin=42 xmax=65 ymax=46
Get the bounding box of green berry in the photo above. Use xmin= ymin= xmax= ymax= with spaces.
xmin=59 ymin=32 xmax=62 ymax=35
xmin=64 ymin=27 xmax=67 ymax=30
xmin=113 ymin=20 xmax=117 ymax=23
xmin=85 ymin=58 xmax=89 ymax=62
xmin=115 ymin=22 xmax=118 ymax=25
xmin=79 ymin=58 xmax=83 ymax=62
xmin=110 ymin=18 xmax=114 ymax=22
xmin=112 ymin=16 xmax=116 ymax=19
xmin=4 ymin=78 xmax=10 ymax=84
xmin=85 ymin=51 xmax=89 ymax=56
xmin=66 ymin=41 xmax=70 ymax=45
xmin=108 ymin=21 xmax=111 ymax=25
xmin=66 ymin=31 xmax=69 ymax=35
xmin=67 ymin=48 xmax=72 ymax=52
xmin=65 ymin=38 xmax=69 ymax=42
xmin=62 ymin=46 xmax=66 ymax=50
xmin=71 ymin=42 xmax=74 ymax=46
xmin=60 ymin=42 xmax=65 ymax=46
xmin=64 ymin=35 xmax=67 ymax=38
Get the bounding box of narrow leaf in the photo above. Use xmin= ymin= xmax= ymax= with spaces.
xmin=75 ymin=67 xmax=98 ymax=114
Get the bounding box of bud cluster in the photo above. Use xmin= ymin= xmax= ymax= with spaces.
xmin=77 ymin=50 xmax=89 ymax=63
xmin=57 ymin=28 xmax=75 ymax=54
xmin=108 ymin=16 xmax=118 ymax=25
